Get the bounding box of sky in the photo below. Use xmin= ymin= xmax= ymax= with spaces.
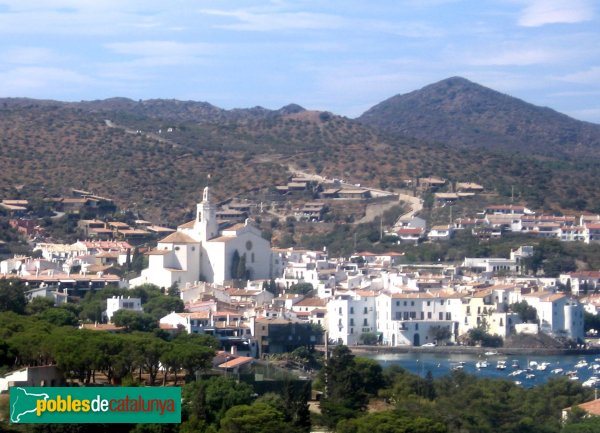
xmin=0 ymin=0 xmax=599 ymax=123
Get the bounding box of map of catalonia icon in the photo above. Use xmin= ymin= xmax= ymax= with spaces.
xmin=10 ymin=387 xmax=49 ymax=423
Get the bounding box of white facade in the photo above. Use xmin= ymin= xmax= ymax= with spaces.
xmin=130 ymin=187 xmax=273 ymax=288
xmin=327 ymin=293 xmax=377 ymax=346
xmin=106 ymin=296 xmax=143 ymax=321
xmin=522 ymin=292 xmax=584 ymax=340
xmin=376 ymin=292 xmax=461 ymax=346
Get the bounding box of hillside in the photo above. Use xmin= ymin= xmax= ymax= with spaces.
xmin=358 ymin=76 xmax=600 ymax=158
xmin=2 ymin=78 xmax=600 ymax=226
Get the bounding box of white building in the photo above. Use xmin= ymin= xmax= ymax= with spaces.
xmin=106 ymin=296 xmax=143 ymax=321
xmin=522 ymin=292 xmax=584 ymax=341
xmin=327 ymin=291 xmax=377 ymax=346
xmin=376 ymin=292 xmax=463 ymax=346
xmin=130 ymin=187 xmax=273 ymax=288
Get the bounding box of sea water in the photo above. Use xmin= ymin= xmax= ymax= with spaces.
xmin=364 ymin=352 xmax=600 ymax=387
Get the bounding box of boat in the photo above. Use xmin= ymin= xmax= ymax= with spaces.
xmin=575 ymin=360 xmax=589 ymax=369
xmin=496 ymin=360 xmax=507 ymax=370
xmin=508 ymin=369 xmax=524 ymax=377
xmin=529 ymin=360 xmax=538 ymax=369
xmin=511 ymin=360 xmax=520 ymax=369
xmin=476 ymin=360 xmax=489 ymax=369
xmin=485 ymin=351 xmax=499 ymax=356
xmin=525 ymin=373 xmax=535 ymax=380
xmin=536 ymin=362 xmax=550 ymax=371
xmin=551 ymin=368 xmax=564 ymax=375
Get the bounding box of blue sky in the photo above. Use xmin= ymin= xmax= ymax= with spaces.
xmin=0 ymin=0 xmax=599 ymax=123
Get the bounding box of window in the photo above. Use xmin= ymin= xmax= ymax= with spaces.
xmin=411 ymin=301 xmax=415 ymax=306
xmin=363 ymin=318 xmax=368 ymax=326
xmin=339 ymin=307 xmax=342 ymax=314
xmin=350 ymin=319 xmax=355 ymax=326
xmin=415 ymin=323 xmax=419 ymax=330
xmin=420 ymin=312 xmax=424 ymax=320
xmin=446 ymin=312 xmax=451 ymax=320
xmin=427 ymin=301 xmax=431 ymax=306
xmin=174 ymin=246 xmax=180 ymax=251
xmin=364 ymin=307 xmax=368 ymax=314
xmin=427 ymin=312 xmax=432 ymax=319
xmin=439 ymin=312 xmax=443 ymax=320
xmin=251 ymin=253 xmax=255 ymax=263
xmin=350 ymin=307 xmax=354 ymax=314
xmin=404 ymin=301 xmax=407 ymax=306
xmin=396 ymin=301 xmax=400 ymax=306
xmin=350 ymin=328 xmax=354 ymax=334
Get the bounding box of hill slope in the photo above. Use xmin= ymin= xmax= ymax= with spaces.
xmin=358 ymin=76 xmax=600 ymax=158
xmin=2 ymin=78 xmax=600 ymax=226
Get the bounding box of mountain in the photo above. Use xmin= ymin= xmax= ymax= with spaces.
xmin=358 ymin=76 xmax=600 ymax=158
xmin=2 ymin=78 xmax=600 ymax=226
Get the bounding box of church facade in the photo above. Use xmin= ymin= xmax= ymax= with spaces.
xmin=129 ymin=187 xmax=273 ymax=288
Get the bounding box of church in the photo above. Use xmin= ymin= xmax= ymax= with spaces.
xmin=129 ymin=187 xmax=273 ymax=288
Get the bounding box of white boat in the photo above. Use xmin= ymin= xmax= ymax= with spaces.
xmin=476 ymin=360 xmax=489 ymax=369
xmin=511 ymin=360 xmax=520 ymax=368
xmin=525 ymin=373 xmax=535 ymax=380
xmin=537 ymin=362 xmax=550 ymax=371
xmin=551 ymin=368 xmax=564 ymax=375
xmin=509 ymin=369 xmax=524 ymax=377
xmin=496 ymin=361 xmax=507 ymax=370
xmin=485 ymin=351 xmax=499 ymax=356
xmin=529 ymin=360 xmax=538 ymax=369
xmin=514 ymin=381 xmax=522 ymax=386
xmin=575 ymin=360 xmax=589 ymax=369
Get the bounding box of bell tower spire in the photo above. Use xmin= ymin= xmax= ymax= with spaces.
xmin=195 ymin=186 xmax=218 ymax=241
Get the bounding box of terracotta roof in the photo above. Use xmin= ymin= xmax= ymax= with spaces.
xmin=564 ymin=399 xmax=600 ymax=416
xmin=147 ymin=249 xmax=171 ymax=255
xmin=178 ymin=220 xmax=196 ymax=229
xmin=390 ymin=292 xmax=434 ymax=299
xmin=294 ymin=298 xmax=327 ymax=307
xmin=159 ymin=231 xmax=197 ymax=244
xmin=208 ymin=235 xmax=236 ymax=242
xmin=218 ymin=356 xmax=254 ymax=369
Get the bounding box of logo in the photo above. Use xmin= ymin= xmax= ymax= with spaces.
xmin=10 ymin=387 xmax=181 ymax=424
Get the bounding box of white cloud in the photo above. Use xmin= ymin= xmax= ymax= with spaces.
xmin=105 ymin=41 xmax=215 ymax=57
xmin=2 ymin=47 xmax=58 ymax=65
xmin=465 ymin=47 xmax=567 ymax=66
xmin=558 ymin=66 xmax=600 ymax=84
xmin=0 ymin=66 xmax=90 ymax=97
xmin=200 ymin=9 xmax=346 ymax=31
xmin=518 ymin=0 xmax=594 ymax=27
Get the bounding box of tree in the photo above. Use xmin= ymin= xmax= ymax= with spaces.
xmin=0 ymin=278 xmax=27 ymax=314
xmin=112 ymin=310 xmax=157 ymax=332
xmin=25 ymin=297 xmax=55 ymax=315
xmin=337 ymin=411 xmax=447 ymax=433
xmin=510 ymin=301 xmax=538 ymax=323
xmin=358 ymin=332 xmax=378 ymax=345
xmin=288 ymin=282 xmax=313 ymax=295
xmin=319 ymin=345 xmax=368 ymax=427
xmin=219 ymin=403 xmax=289 ymax=433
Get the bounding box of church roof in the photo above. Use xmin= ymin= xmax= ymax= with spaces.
xmin=159 ymin=231 xmax=197 ymax=244
xmin=208 ymin=235 xmax=236 ymax=242
xmin=178 ymin=220 xmax=195 ymax=229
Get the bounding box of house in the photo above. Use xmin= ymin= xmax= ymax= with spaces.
xmin=434 ymin=193 xmax=459 ymax=205
xmin=106 ymin=296 xmax=143 ymax=322
xmin=337 ymin=188 xmax=370 ymax=200
xmin=456 ymin=182 xmax=484 ymax=193
xmin=254 ymin=317 xmax=321 ymax=357
xmin=130 ymin=187 xmax=273 ymax=288
xmin=418 ymin=177 xmax=446 ymax=190
xmin=393 ymin=227 xmax=425 ymax=245
xmin=327 ymin=291 xmax=377 ymax=346
xmin=0 ymin=366 xmax=65 ymax=394
xmin=484 ymin=204 xmax=534 ymax=215
xmin=562 ymin=399 xmax=600 ymax=421
xmin=559 ymin=271 xmax=600 ymax=296
xmin=584 ymin=224 xmax=600 ymax=244
xmin=522 ymin=291 xmax=584 ymax=340
xmin=428 ymin=225 xmax=454 ymax=241
xmin=376 ymin=291 xmax=461 ymax=346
